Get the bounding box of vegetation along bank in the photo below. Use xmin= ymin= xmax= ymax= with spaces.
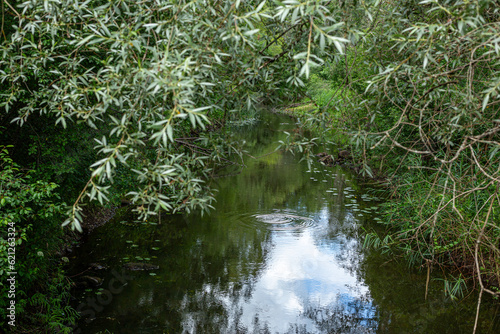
xmin=282 ymin=1 xmax=500 ymax=329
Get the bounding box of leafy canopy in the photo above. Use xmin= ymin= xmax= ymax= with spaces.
xmin=1 ymin=0 xmax=356 ymax=231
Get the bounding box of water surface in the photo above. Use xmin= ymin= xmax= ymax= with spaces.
xmin=69 ymin=112 xmax=499 ymax=333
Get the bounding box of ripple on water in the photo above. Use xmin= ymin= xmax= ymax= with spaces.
xmin=251 ymin=211 xmax=315 ymax=231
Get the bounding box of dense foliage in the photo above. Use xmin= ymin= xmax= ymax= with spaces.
xmin=1 ymin=0 xmax=500 ymax=332
xmin=0 ymin=146 xmax=78 ymax=332
xmin=292 ymin=1 xmax=500 ymax=323
xmin=1 ymin=0 xmax=352 ymax=232
xmin=364 ymin=0 xmax=500 ymax=304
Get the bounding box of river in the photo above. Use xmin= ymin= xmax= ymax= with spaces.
xmin=68 ymin=111 xmax=499 ymax=333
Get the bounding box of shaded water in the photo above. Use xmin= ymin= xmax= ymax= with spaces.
xmin=69 ymin=112 xmax=499 ymax=333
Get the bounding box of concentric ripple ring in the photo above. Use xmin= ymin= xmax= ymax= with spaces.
xmin=252 ymin=213 xmax=315 ymax=230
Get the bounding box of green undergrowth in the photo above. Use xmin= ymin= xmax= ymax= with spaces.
xmin=0 ymin=146 xmax=78 ymax=333
xmin=279 ymin=59 xmax=368 ymax=155
xmin=364 ymin=153 xmax=500 ymax=299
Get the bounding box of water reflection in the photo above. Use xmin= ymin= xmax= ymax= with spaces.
xmin=68 ymin=112 xmax=500 ymax=333
xmin=238 ymin=223 xmax=376 ymax=333
xmin=180 ymin=205 xmax=377 ymax=334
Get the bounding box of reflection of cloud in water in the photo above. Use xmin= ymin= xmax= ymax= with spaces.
xmin=237 ymin=230 xmax=377 ymax=333
xmin=181 ymin=210 xmax=378 ymax=333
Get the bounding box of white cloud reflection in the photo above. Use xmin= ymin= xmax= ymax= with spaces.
xmin=237 ymin=227 xmax=374 ymax=333
xmin=182 ymin=207 xmax=377 ymax=333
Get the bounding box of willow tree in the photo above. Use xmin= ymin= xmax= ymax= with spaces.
xmin=0 ymin=0 xmax=362 ymax=231
xmin=346 ymin=0 xmax=500 ymax=319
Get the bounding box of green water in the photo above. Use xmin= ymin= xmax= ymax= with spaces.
xmin=68 ymin=112 xmax=499 ymax=333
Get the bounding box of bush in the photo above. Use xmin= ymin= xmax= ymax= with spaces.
xmin=0 ymin=146 xmax=78 ymax=332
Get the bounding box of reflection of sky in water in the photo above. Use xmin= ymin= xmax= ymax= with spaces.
xmin=183 ymin=205 xmax=378 ymax=333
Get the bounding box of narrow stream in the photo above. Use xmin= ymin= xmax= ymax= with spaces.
xmin=68 ymin=112 xmax=499 ymax=333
